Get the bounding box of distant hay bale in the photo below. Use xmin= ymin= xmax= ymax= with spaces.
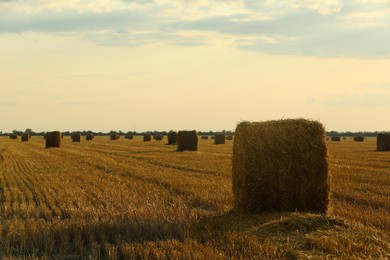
xmin=45 ymin=131 xmax=61 ymax=148
xmin=125 ymin=134 xmax=133 ymax=139
xmin=226 ymin=135 xmax=233 ymax=140
xmin=111 ymin=134 xmax=120 ymax=140
xmin=214 ymin=133 xmax=226 ymax=144
xmin=167 ymin=131 xmax=178 ymax=145
xmin=154 ymin=135 xmax=163 ymax=141
xmin=177 ymin=130 xmax=198 ymax=151
xmin=232 ymin=119 xmax=330 ymax=214
xmin=21 ymin=133 xmax=29 ymax=142
xmin=72 ymin=134 xmax=81 ymax=142
xmin=211 ymin=136 xmax=215 ymax=140
xmin=377 ymin=133 xmax=390 ymax=151
xmin=86 ymin=133 xmax=94 ymax=141
xmin=353 ymin=136 xmax=364 ymax=142
xmin=143 ymin=134 xmax=151 ymax=142
xmin=201 ymin=136 xmax=208 ymax=140
xmin=331 ymin=136 xmax=341 ymax=141
xmin=9 ymin=134 xmax=18 ymax=140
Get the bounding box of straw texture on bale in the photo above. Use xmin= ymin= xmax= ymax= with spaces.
xmin=86 ymin=134 xmax=94 ymax=141
xmin=377 ymin=133 xmax=390 ymax=151
xmin=331 ymin=136 xmax=341 ymax=141
xmin=177 ymin=130 xmax=198 ymax=151
xmin=72 ymin=134 xmax=81 ymax=142
xmin=201 ymin=136 xmax=208 ymax=140
xmin=353 ymin=136 xmax=364 ymax=142
xmin=45 ymin=131 xmax=61 ymax=148
xmin=214 ymin=133 xmax=226 ymax=144
xmin=111 ymin=134 xmax=120 ymax=140
xmin=9 ymin=134 xmax=18 ymax=140
xmin=167 ymin=131 xmax=178 ymax=145
xmin=21 ymin=133 xmax=29 ymax=142
xmin=232 ymin=119 xmax=330 ymax=214
xmin=143 ymin=134 xmax=151 ymax=142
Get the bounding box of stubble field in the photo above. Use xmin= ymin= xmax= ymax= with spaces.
xmin=0 ymin=136 xmax=389 ymax=258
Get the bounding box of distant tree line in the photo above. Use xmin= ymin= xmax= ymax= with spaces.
xmin=0 ymin=129 xmax=387 ymax=137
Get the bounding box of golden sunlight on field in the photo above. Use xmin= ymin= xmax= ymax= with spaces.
xmin=0 ymin=136 xmax=389 ymax=258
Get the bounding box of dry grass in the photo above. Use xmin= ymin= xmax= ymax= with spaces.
xmin=0 ymin=136 xmax=388 ymax=258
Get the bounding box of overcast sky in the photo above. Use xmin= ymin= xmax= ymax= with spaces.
xmin=1 ymin=0 xmax=389 ymax=132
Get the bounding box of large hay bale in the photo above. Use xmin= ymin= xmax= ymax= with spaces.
xmin=143 ymin=134 xmax=151 ymax=142
xmin=232 ymin=119 xmax=330 ymax=214
xmin=154 ymin=135 xmax=163 ymax=141
xmin=72 ymin=134 xmax=81 ymax=142
xmin=353 ymin=136 xmax=364 ymax=142
xmin=21 ymin=133 xmax=29 ymax=142
xmin=377 ymin=133 xmax=390 ymax=151
xmin=111 ymin=134 xmax=120 ymax=140
xmin=86 ymin=133 xmax=94 ymax=141
xmin=214 ymin=133 xmax=226 ymax=144
xmin=167 ymin=131 xmax=178 ymax=145
xmin=10 ymin=134 xmax=18 ymax=140
xmin=45 ymin=131 xmax=61 ymax=148
xmin=331 ymin=136 xmax=340 ymax=141
xmin=177 ymin=130 xmax=198 ymax=151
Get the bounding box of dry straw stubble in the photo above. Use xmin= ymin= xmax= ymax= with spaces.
xmin=232 ymin=119 xmax=330 ymax=214
xmin=177 ymin=130 xmax=198 ymax=151
xmin=45 ymin=131 xmax=61 ymax=148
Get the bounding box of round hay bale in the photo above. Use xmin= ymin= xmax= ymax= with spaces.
xmin=177 ymin=130 xmax=198 ymax=151
xmin=125 ymin=134 xmax=133 ymax=139
xmin=111 ymin=134 xmax=120 ymax=140
xmin=377 ymin=133 xmax=390 ymax=151
xmin=21 ymin=133 xmax=29 ymax=142
xmin=45 ymin=131 xmax=61 ymax=148
xmin=86 ymin=133 xmax=94 ymax=141
xmin=331 ymin=136 xmax=340 ymax=142
xmin=353 ymin=136 xmax=364 ymax=142
xmin=143 ymin=134 xmax=151 ymax=142
xmin=232 ymin=119 xmax=330 ymax=214
xmin=201 ymin=136 xmax=208 ymax=140
xmin=72 ymin=134 xmax=81 ymax=142
xmin=167 ymin=131 xmax=178 ymax=145
xmin=154 ymin=135 xmax=163 ymax=141
xmin=214 ymin=133 xmax=226 ymax=144
xmin=9 ymin=134 xmax=18 ymax=140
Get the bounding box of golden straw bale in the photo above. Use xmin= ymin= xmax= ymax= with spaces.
xmin=177 ymin=130 xmax=198 ymax=151
xmin=214 ymin=133 xmax=226 ymax=144
xmin=45 ymin=131 xmax=61 ymax=148
xmin=125 ymin=134 xmax=133 ymax=139
xmin=86 ymin=133 xmax=94 ymax=141
xmin=232 ymin=119 xmax=330 ymax=214
xmin=353 ymin=136 xmax=364 ymax=142
xmin=377 ymin=133 xmax=390 ymax=151
xmin=143 ymin=134 xmax=151 ymax=142
xmin=111 ymin=134 xmax=120 ymax=140
xmin=201 ymin=136 xmax=208 ymax=140
xmin=331 ymin=136 xmax=340 ymax=141
xmin=21 ymin=133 xmax=29 ymax=142
xmin=9 ymin=134 xmax=18 ymax=140
xmin=167 ymin=131 xmax=178 ymax=145
xmin=154 ymin=135 xmax=163 ymax=141
xmin=72 ymin=134 xmax=81 ymax=142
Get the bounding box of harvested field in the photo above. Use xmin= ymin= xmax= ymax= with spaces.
xmin=0 ymin=136 xmax=388 ymax=258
